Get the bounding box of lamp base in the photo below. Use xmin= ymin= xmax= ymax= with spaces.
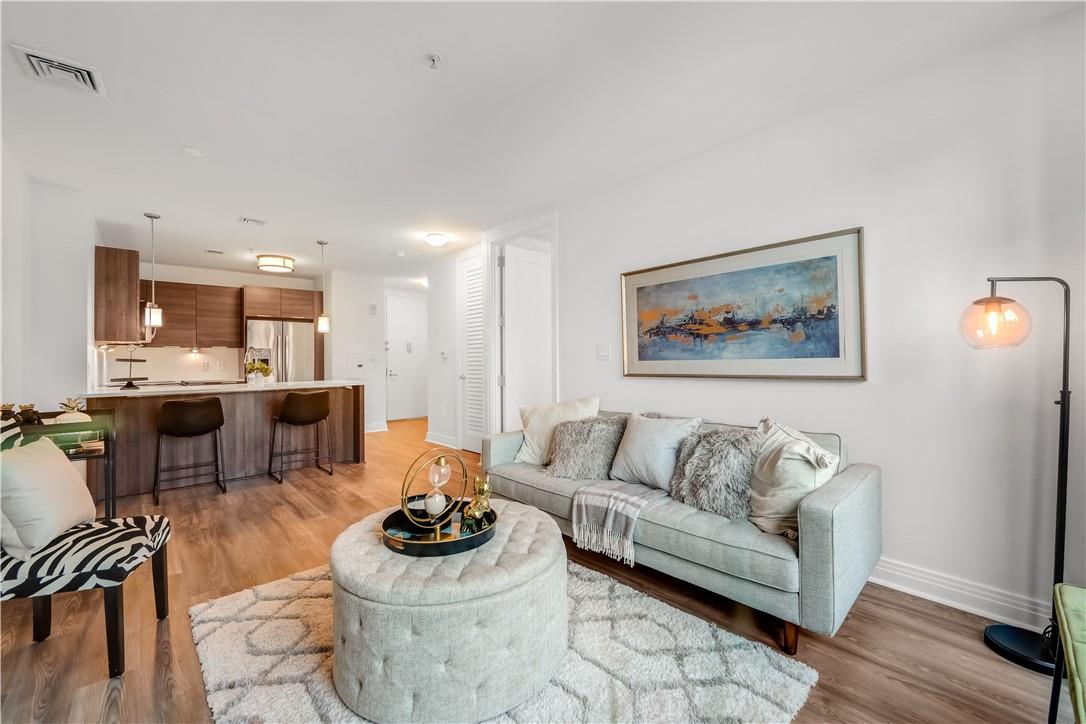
xmin=984 ymin=623 xmax=1055 ymax=674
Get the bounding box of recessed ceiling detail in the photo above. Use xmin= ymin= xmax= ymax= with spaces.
xmin=10 ymin=42 xmax=106 ymax=97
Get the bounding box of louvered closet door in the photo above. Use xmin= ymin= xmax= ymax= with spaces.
xmin=458 ymin=253 xmax=486 ymax=453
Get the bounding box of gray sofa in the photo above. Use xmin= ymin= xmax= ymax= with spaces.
xmin=482 ymin=413 xmax=882 ymax=654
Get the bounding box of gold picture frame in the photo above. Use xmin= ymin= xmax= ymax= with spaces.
xmin=620 ymin=227 xmax=866 ymax=380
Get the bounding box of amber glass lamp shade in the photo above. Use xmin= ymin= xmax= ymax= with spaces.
xmin=959 ymin=295 xmax=1032 ymax=348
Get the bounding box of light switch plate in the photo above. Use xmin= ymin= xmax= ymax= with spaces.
xmin=596 ymin=343 xmax=612 ymax=361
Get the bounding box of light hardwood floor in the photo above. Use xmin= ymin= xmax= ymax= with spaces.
xmin=0 ymin=419 xmax=1052 ymax=723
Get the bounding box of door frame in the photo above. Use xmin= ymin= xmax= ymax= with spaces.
xmin=482 ymin=211 xmax=559 ymax=434
xmin=384 ymin=287 xmax=429 ymax=423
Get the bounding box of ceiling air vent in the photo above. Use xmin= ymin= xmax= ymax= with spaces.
xmin=10 ymin=43 xmax=107 ymax=98
xmin=238 ymin=216 xmax=267 ymax=226
xmin=204 ymin=249 xmax=225 ymax=255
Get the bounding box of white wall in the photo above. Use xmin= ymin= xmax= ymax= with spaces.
xmin=325 ymin=269 xmax=387 ymax=432
xmin=551 ymin=11 xmax=1084 ymax=629
xmin=137 ymin=262 xmax=315 ymax=290
xmin=1 ymin=147 xmax=96 ymax=407
xmin=2 ymin=143 xmax=31 ymax=402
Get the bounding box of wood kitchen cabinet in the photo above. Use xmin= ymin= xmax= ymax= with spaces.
xmin=196 ymin=285 xmax=243 ymax=347
xmin=141 ymin=280 xmax=197 ymax=348
xmin=94 ymin=246 xmax=141 ymax=342
xmin=243 ymin=286 xmax=282 ymax=318
xmin=280 ymin=288 xmax=316 ymax=319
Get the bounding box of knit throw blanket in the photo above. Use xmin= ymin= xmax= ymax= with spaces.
xmin=572 ymin=481 xmax=668 ymax=567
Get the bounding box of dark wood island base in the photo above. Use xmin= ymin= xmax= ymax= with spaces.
xmin=86 ymin=384 xmax=365 ymax=500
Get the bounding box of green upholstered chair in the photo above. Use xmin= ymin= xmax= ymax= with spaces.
xmin=1051 ymin=583 xmax=1085 ymax=724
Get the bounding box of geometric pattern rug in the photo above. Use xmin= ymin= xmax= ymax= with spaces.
xmin=190 ymin=562 xmax=818 ymax=723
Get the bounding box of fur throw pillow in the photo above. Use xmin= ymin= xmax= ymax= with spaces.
xmin=670 ymin=428 xmax=763 ymax=519
xmin=548 ymin=416 xmax=628 ymax=480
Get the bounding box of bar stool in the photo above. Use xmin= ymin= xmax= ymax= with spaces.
xmin=154 ymin=397 xmax=226 ymax=504
xmin=268 ymin=390 xmax=334 ymax=482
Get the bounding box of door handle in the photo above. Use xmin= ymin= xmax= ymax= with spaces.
xmin=388 ymin=370 xmax=398 ymax=377
xmin=458 ymin=374 xmax=467 ymax=380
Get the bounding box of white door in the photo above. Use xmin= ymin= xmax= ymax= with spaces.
xmin=500 ymin=244 xmax=554 ymax=431
xmin=386 ymin=292 xmax=428 ymax=421
xmin=458 ymin=254 xmax=486 ymax=453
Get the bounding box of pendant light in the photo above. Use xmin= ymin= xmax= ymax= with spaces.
xmin=316 ymin=240 xmax=330 ymax=333
xmin=143 ymin=212 xmax=163 ymax=328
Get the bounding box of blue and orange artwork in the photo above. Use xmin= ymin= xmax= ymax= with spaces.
xmin=636 ymin=255 xmax=840 ymax=361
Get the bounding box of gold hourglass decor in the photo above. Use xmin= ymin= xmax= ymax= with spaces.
xmin=381 ymin=448 xmax=498 ymax=556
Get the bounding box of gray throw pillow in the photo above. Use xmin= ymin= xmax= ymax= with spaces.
xmin=670 ymin=428 xmax=764 ymax=519
xmin=609 ymin=413 xmax=702 ymax=490
xmin=548 ymin=416 xmax=627 ymax=480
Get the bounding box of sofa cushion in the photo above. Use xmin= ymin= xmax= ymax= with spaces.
xmin=488 ymin=462 xmax=799 ymax=593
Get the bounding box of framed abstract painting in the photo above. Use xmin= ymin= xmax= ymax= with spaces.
xmin=620 ymin=227 xmax=866 ymax=380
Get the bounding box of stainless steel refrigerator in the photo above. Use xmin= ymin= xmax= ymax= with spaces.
xmin=246 ymin=319 xmax=316 ymax=382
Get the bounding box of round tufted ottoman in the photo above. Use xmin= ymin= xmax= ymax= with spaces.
xmin=330 ymin=499 xmax=567 ymax=723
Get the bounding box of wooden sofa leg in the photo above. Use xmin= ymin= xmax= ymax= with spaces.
xmin=780 ymin=620 xmax=800 ymax=655
xmin=32 ymin=595 xmax=51 ymax=642
xmin=152 ymin=544 xmax=169 ymax=619
xmin=103 ymin=586 xmax=125 ymax=678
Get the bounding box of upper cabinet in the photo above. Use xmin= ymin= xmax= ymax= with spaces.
xmin=196 ymin=285 xmax=243 ymax=348
xmin=94 ymin=246 xmax=141 ymax=343
xmin=243 ymin=286 xmax=282 ymax=318
xmin=243 ymin=286 xmax=320 ymax=321
xmin=281 ymin=288 xmax=316 ymax=320
xmin=141 ymin=280 xmax=197 ymax=348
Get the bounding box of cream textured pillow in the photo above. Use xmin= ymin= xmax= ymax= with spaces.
xmin=1 ymin=437 xmax=97 ymax=560
xmin=609 ymin=413 xmax=702 ymax=490
xmin=749 ymin=418 xmax=840 ymax=539
xmin=514 ymin=396 xmax=600 ymax=465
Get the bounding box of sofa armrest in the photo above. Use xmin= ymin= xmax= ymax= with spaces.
xmin=797 ymin=463 xmax=882 ymax=636
xmin=482 ymin=431 xmax=524 ymax=471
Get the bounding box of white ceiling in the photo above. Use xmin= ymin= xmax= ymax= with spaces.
xmin=2 ymin=2 xmax=1072 ymax=278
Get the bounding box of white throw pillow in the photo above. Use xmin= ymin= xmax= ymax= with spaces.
xmin=748 ymin=418 xmax=840 ymax=539
xmin=610 ymin=413 xmax=702 ymax=490
xmin=1 ymin=437 xmax=97 ymax=560
xmin=514 ymin=396 xmax=600 ymax=465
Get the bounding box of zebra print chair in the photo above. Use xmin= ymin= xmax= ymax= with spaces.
xmin=0 ymin=515 xmax=171 ymax=678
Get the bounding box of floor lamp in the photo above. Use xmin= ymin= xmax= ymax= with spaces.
xmin=959 ymin=276 xmax=1071 ymax=675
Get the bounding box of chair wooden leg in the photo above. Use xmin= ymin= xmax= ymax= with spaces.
xmin=327 ymin=417 xmax=334 ymax=475
xmin=153 ymin=435 xmax=162 ymax=505
xmin=316 ymin=418 xmax=333 ymax=476
xmin=152 ymin=544 xmax=169 ymax=620
xmin=103 ymin=586 xmax=125 ymax=678
xmin=779 ymin=620 xmax=799 ymax=655
xmin=215 ymin=429 xmax=227 ymax=494
xmin=32 ymin=595 xmax=51 ymax=642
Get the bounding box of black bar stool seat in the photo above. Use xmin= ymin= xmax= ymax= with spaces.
xmin=154 ymin=397 xmax=226 ymax=504
xmin=268 ymin=391 xmax=333 ymax=482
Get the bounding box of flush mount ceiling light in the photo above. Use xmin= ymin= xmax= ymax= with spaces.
xmin=425 ymin=233 xmax=449 ymax=247
xmin=183 ymin=146 xmax=208 ymax=157
xmin=256 ymin=254 xmax=295 ymax=273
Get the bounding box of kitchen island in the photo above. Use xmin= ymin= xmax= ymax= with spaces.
xmin=85 ymin=380 xmax=364 ymax=499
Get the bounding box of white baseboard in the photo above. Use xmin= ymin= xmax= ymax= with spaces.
xmin=870 ymin=557 xmax=1049 ymax=632
xmin=425 ymin=431 xmax=458 ymax=448
xmin=364 ymin=423 xmax=389 ymax=433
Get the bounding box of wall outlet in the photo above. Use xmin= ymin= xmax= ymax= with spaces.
xmin=596 ymin=343 xmax=612 ymax=361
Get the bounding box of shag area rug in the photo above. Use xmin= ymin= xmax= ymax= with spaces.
xmin=190 ymin=563 xmax=818 ymax=723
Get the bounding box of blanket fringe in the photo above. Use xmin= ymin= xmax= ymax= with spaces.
xmin=573 ymin=524 xmax=636 ymax=567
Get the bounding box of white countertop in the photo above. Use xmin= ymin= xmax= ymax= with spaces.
xmin=85 ymin=379 xmax=362 ymax=398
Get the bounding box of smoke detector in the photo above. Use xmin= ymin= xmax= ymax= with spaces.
xmin=10 ymin=43 xmax=107 ymax=98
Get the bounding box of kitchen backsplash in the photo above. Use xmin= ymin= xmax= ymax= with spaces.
xmin=101 ymin=347 xmax=242 ymax=385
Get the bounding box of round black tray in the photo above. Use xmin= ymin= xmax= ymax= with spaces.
xmin=382 ymin=496 xmax=497 ymax=557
